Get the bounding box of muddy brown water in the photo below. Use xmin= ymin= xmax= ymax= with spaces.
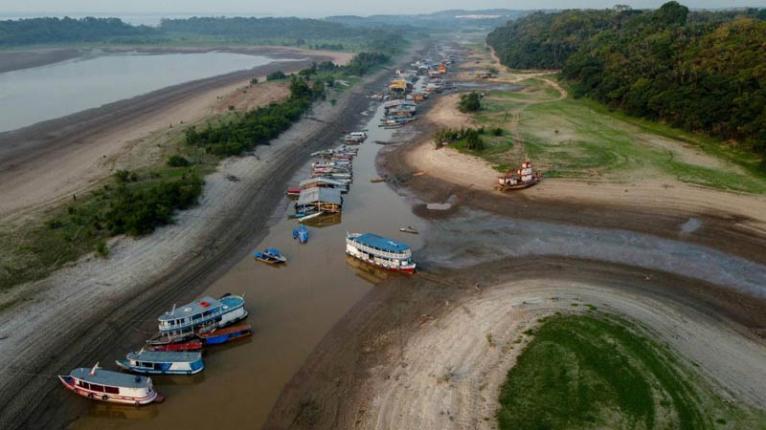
xmin=70 ymin=104 xmax=425 ymax=429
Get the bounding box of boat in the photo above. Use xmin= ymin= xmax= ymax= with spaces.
xmin=344 ymin=131 xmax=368 ymax=144
xmin=198 ymin=323 xmax=253 ymax=345
xmin=148 ymin=340 xmax=203 ymax=352
xmin=116 ymin=351 xmax=204 ymax=376
xmin=59 ymin=364 xmax=163 ymax=405
xmin=148 ymin=294 xmax=248 ymax=345
xmin=345 ymin=233 xmax=416 ymax=274
xmin=496 ymin=161 xmax=542 ymax=191
xmin=292 ymin=225 xmax=310 ymax=243
xmin=399 ymin=226 xmax=419 ymax=234
xmin=253 ymin=247 xmax=287 ymax=264
xmin=286 ymin=187 xmax=302 ymax=198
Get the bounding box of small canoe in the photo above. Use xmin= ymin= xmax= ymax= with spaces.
xmin=399 ymin=226 xmax=419 ymax=234
xmin=148 ymin=340 xmax=203 ymax=352
xmin=198 ymin=323 xmax=253 ymax=345
xmin=292 ymin=225 xmax=310 ymax=244
xmin=253 ymin=247 xmax=287 ymax=264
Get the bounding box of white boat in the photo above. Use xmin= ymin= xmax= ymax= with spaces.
xmin=148 ymin=294 xmax=247 ymax=345
xmin=59 ymin=364 xmax=162 ymax=405
xmin=345 ymin=233 xmax=416 ymax=273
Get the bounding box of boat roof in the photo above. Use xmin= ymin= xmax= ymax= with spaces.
xmin=351 ymin=233 xmax=411 ymax=253
xmin=159 ymin=296 xmax=221 ymax=321
xmin=71 ymin=367 xmax=151 ymax=388
xmin=127 ymin=351 xmax=201 ymax=362
xmin=297 ymin=188 xmax=342 ymax=206
xmin=299 ymin=177 xmax=345 ymax=187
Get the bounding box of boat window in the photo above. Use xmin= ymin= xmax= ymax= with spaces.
xmin=77 ymin=381 xmax=90 ymax=390
xmin=104 ymin=386 xmax=119 ymax=394
xmin=90 ymin=384 xmax=105 ymax=392
xmin=193 ymin=313 xmax=202 ymax=320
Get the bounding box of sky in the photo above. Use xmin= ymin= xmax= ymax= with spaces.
xmin=1 ymin=0 xmax=764 ymax=19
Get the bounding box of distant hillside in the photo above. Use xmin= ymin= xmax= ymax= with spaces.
xmin=327 ymin=9 xmax=528 ymax=30
xmin=0 ymin=17 xmax=155 ymax=46
xmin=487 ymin=2 xmax=766 ymax=166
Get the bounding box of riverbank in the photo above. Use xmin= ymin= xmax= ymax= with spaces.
xmin=0 ymin=45 xmax=416 ymax=429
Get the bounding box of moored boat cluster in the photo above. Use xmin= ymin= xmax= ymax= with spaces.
xmin=60 ymin=294 xmax=252 ymax=406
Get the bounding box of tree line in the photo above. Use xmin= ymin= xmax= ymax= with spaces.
xmin=487 ymin=2 xmax=766 ymax=167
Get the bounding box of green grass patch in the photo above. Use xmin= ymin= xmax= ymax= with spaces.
xmin=497 ymin=313 xmax=766 ymax=430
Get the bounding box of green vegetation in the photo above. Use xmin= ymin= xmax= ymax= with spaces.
xmin=458 ymin=92 xmax=482 ymax=113
xmin=469 ymin=79 xmax=766 ymax=192
xmin=487 ymin=2 xmax=766 ymax=166
xmin=0 ymin=16 xmax=409 ymax=53
xmin=267 ymin=70 xmax=288 ymax=81
xmin=435 ymin=128 xmax=486 ymax=151
xmin=497 ymin=313 xmax=765 ymax=430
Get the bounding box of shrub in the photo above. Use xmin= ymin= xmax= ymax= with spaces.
xmin=166 ymin=155 xmax=190 ymax=167
xmin=250 ymin=77 xmax=258 ymax=85
xmin=95 ymin=240 xmax=109 ymax=257
xmin=492 ymin=128 xmax=504 ymax=136
xmin=267 ymin=70 xmax=287 ymax=81
xmin=458 ymin=92 xmax=482 ymax=113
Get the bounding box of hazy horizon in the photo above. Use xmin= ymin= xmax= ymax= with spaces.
xmin=2 ymin=0 xmax=765 ymax=21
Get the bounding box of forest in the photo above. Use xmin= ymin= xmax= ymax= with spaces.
xmin=487 ymin=2 xmax=766 ymax=166
xmin=0 ymin=16 xmax=406 ymax=50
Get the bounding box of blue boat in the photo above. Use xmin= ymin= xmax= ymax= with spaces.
xmin=116 ymin=351 xmax=204 ymax=376
xmin=292 ymin=225 xmax=310 ymax=244
xmin=198 ymin=323 xmax=253 ymax=345
xmin=253 ymin=247 xmax=287 ymax=264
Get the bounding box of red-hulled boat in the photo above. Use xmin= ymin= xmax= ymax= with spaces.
xmin=148 ymin=339 xmax=204 ymax=352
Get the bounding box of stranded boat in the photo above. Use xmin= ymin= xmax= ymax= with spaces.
xmin=198 ymin=323 xmax=253 ymax=345
xmin=346 ymin=233 xmax=416 ymax=274
xmin=59 ymin=364 xmax=162 ymax=405
xmin=148 ymin=339 xmax=203 ymax=352
xmin=292 ymin=225 xmax=310 ymax=243
xmin=116 ymin=351 xmax=204 ymax=376
xmin=496 ymin=161 xmax=542 ymax=191
xmin=253 ymin=247 xmax=287 ymax=264
xmin=148 ymin=294 xmax=248 ymax=345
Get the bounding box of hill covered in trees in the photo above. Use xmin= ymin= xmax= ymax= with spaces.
xmin=487 ymin=2 xmax=766 ymax=167
xmin=0 ymin=16 xmax=406 ymax=51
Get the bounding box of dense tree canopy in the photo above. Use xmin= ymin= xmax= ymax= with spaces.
xmin=487 ymin=2 xmax=766 ymax=163
xmin=0 ymin=17 xmax=153 ymax=46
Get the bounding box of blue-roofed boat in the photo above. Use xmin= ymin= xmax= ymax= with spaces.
xmin=198 ymin=323 xmax=253 ymax=345
xmin=293 ymin=225 xmax=310 ymax=244
xmin=59 ymin=364 xmax=163 ymax=405
xmin=253 ymin=247 xmax=287 ymax=264
xmin=147 ymin=294 xmax=247 ymax=345
xmin=116 ymin=351 xmax=204 ymax=375
xmin=345 ymin=232 xmax=416 ymax=274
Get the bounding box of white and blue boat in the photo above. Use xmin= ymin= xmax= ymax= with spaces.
xmin=253 ymin=247 xmax=288 ymax=264
xmin=345 ymin=232 xmax=416 ymax=273
xmin=59 ymin=364 xmax=162 ymax=405
xmin=148 ymin=294 xmax=248 ymax=345
xmin=116 ymin=351 xmax=204 ymax=375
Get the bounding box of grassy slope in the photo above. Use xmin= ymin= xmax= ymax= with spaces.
xmin=459 ymin=75 xmax=766 ymax=193
xmin=497 ymin=312 xmax=766 ymax=430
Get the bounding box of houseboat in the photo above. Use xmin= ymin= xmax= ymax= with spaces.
xmin=344 ymin=131 xmax=368 ymax=144
xmin=496 ymin=161 xmax=542 ymax=191
xmin=116 ymin=351 xmax=204 ymax=375
xmin=149 ymin=294 xmax=247 ymax=345
xmin=198 ymin=323 xmax=253 ymax=345
xmin=295 ymin=188 xmax=343 ymax=218
xmin=300 ymin=177 xmax=349 ymax=193
xmin=59 ymin=365 xmax=162 ymax=405
xmin=345 ymin=233 xmax=416 ymax=274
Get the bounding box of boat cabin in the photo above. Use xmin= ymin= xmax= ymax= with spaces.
xmin=155 ymin=295 xmax=247 ymax=341
xmin=59 ymin=366 xmax=159 ymax=405
xmin=295 ymin=188 xmax=343 ymax=216
xmin=117 ymin=351 xmax=204 ymax=375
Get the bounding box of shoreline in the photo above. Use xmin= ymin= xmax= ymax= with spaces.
xmin=0 ymin=50 xmax=342 ymax=219
xmin=0 ymin=45 xmax=415 ymax=429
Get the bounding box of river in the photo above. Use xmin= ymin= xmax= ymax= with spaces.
xmin=0 ymin=51 xmax=277 ymax=132
xmin=70 ymin=101 xmax=425 ymax=429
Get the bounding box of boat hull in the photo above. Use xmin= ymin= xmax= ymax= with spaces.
xmin=115 ymin=359 xmax=204 ymax=376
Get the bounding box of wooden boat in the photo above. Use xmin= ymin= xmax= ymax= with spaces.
xmin=292 ymin=225 xmax=310 ymax=243
xmin=399 ymin=226 xmax=419 ymax=234
xmin=496 ymin=161 xmax=542 ymax=191
xmin=116 ymin=351 xmax=204 ymax=376
xmin=346 ymin=233 xmax=416 ymax=274
xmin=198 ymin=323 xmax=253 ymax=345
xmin=148 ymin=340 xmax=203 ymax=352
xmin=253 ymin=247 xmax=287 ymax=264
xmin=59 ymin=364 xmax=163 ymax=405
xmin=147 ymin=294 xmax=247 ymax=345
xmin=286 ymin=187 xmax=301 ymax=198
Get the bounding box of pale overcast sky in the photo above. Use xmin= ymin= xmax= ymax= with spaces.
xmin=1 ymin=0 xmax=764 ymax=18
